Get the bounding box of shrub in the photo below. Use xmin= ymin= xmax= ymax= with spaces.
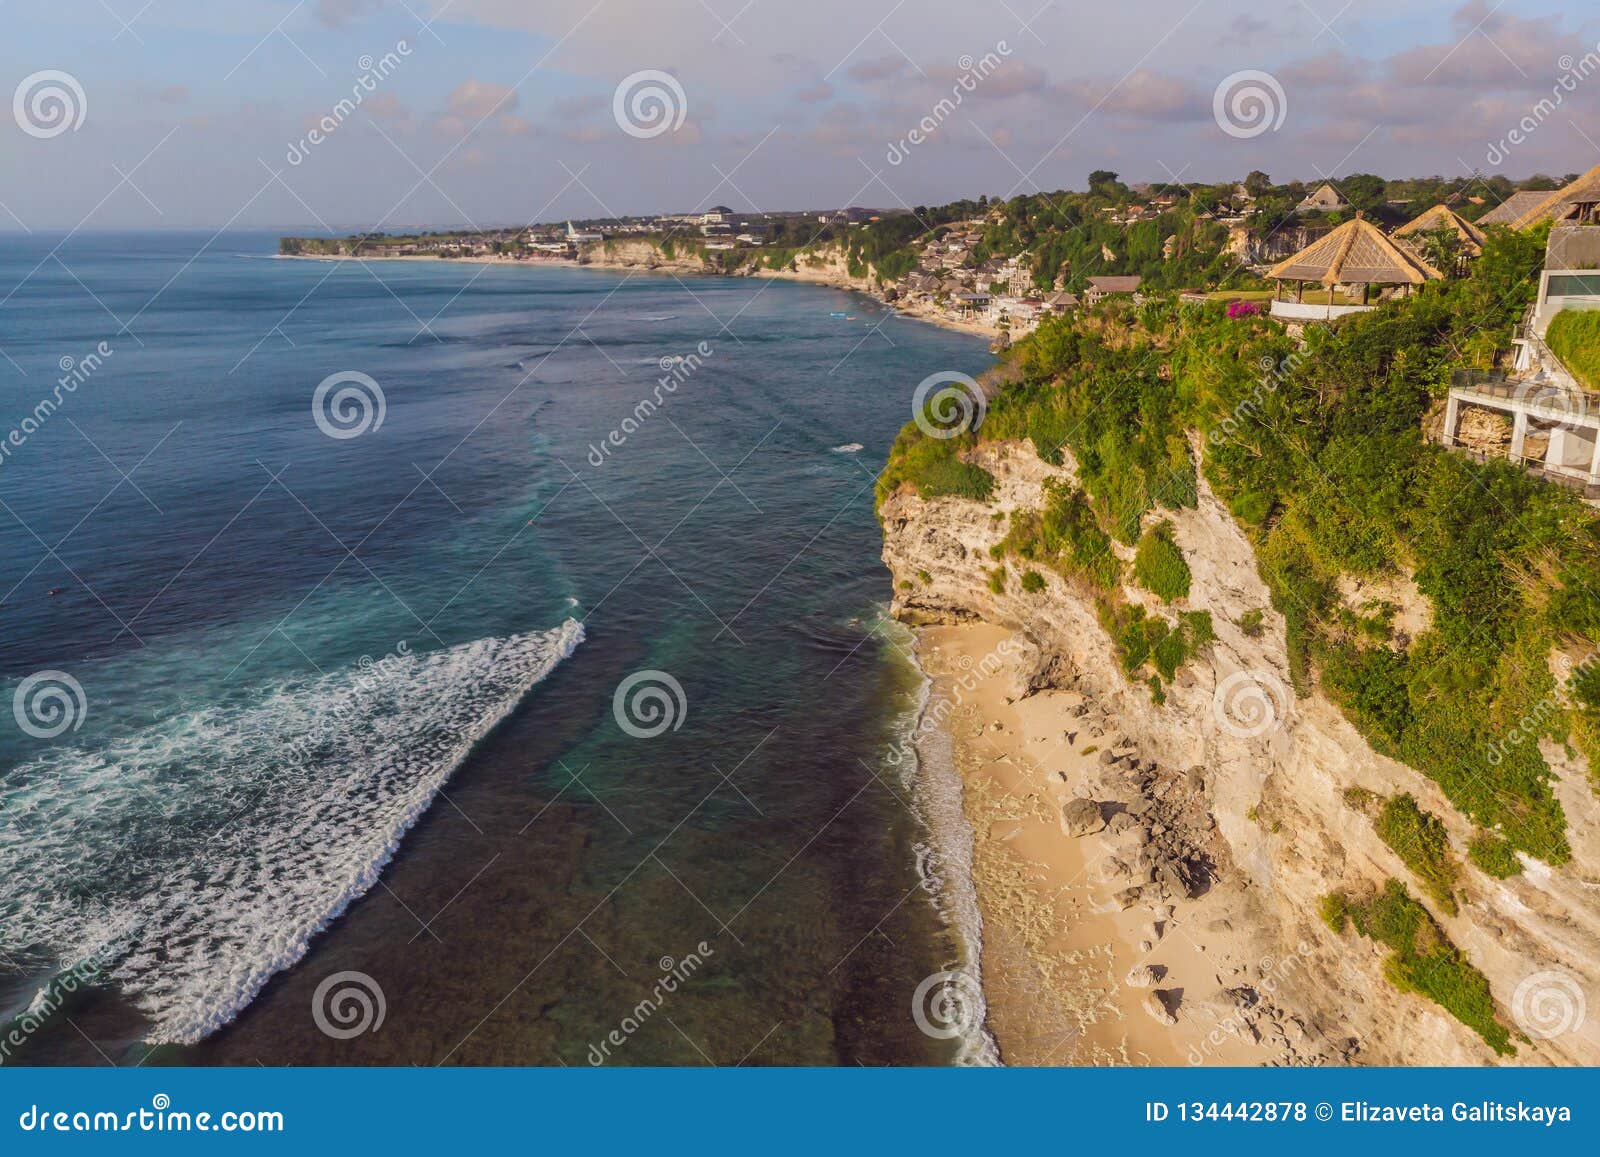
xmin=1238 ymin=608 xmax=1265 ymax=637
xmin=988 ymin=566 xmax=1006 ymax=594
xmin=1342 ymin=880 xmax=1513 ymax=1056
xmin=1467 ymin=832 xmax=1522 ymax=879
xmin=1320 ymin=892 xmax=1349 ymax=933
xmin=1374 ymin=794 xmax=1459 ymax=915
xmin=1021 ymin=569 xmax=1046 ymax=593
xmin=1133 ymin=520 xmax=1191 ymax=602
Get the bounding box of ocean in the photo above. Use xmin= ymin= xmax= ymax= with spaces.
xmin=0 ymin=233 xmax=993 ymax=1065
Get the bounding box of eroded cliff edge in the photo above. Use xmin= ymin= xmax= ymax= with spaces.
xmin=882 ymin=438 xmax=1600 ymax=1065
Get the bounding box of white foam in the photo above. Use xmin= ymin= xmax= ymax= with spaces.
xmin=0 ymin=619 xmax=583 ymax=1044
xmin=831 ymin=443 xmax=865 ymax=454
xmin=879 ymin=614 xmax=1000 ymax=1067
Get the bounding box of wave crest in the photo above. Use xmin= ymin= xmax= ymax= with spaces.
xmin=0 ymin=619 xmax=583 ymax=1044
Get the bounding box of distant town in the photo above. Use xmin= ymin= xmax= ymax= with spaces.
xmin=280 ymin=168 xmax=1592 ymax=343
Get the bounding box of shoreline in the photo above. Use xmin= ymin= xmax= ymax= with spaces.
xmin=273 ymin=249 xmax=1008 ymax=342
xmin=909 ymin=622 xmax=1312 ymax=1067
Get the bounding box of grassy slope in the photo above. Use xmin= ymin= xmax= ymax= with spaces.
xmin=879 ymin=224 xmax=1600 ymax=872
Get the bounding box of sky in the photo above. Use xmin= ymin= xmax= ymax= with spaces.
xmin=2 ymin=0 xmax=1599 ymax=231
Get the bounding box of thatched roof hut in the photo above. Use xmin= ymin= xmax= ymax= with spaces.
xmin=1476 ymin=190 xmax=1549 ymax=227
xmin=1394 ymin=204 xmax=1487 ymax=256
xmin=1269 ymin=215 xmax=1441 ymax=303
xmin=1500 ymin=164 xmax=1600 ymax=230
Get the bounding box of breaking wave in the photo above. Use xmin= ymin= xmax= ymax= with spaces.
xmin=0 ymin=619 xmax=584 ymax=1044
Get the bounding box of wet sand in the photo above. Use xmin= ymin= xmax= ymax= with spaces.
xmin=913 ymin=622 xmax=1274 ymax=1067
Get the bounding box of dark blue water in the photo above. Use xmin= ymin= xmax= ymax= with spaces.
xmin=0 ymin=234 xmax=991 ymax=1065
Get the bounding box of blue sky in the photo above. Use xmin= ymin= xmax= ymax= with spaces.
xmin=3 ymin=0 xmax=1599 ymax=230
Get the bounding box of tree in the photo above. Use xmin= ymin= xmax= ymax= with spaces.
xmin=1244 ymin=170 xmax=1272 ymax=197
xmin=1088 ymin=170 xmax=1122 ymax=196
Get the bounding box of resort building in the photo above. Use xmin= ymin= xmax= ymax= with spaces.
xmin=1530 ymin=224 xmax=1600 ymax=337
xmin=1083 ymin=275 xmax=1142 ymax=304
xmin=1394 ymin=203 xmax=1486 ymax=255
xmin=1497 ymin=164 xmax=1600 ymax=230
xmin=1475 ymin=190 xmax=1550 ymax=227
xmin=952 ymin=291 xmax=990 ymax=318
xmin=1267 ymin=216 xmax=1440 ymax=321
xmin=1442 ymin=219 xmax=1600 ymax=499
xmin=1296 ymin=182 xmax=1348 ymax=213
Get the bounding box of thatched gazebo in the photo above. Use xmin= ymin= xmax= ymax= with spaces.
xmin=1268 ymin=214 xmax=1442 ymax=320
xmin=1394 ymin=204 xmax=1487 ymax=255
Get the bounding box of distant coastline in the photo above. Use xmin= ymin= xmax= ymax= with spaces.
xmin=274 ymin=244 xmax=1010 ymax=343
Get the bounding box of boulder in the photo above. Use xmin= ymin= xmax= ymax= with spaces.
xmin=1106 ymin=812 xmax=1142 ymax=837
xmin=1061 ymin=797 xmax=1105 ymax=837
xmin=1143 ymin=991 xmax=1178 ymax=1026
xmin=1126 ymin=964 xmax=1164 ymax=988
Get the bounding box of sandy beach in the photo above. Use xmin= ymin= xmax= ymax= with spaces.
xmin=913 ymin=622 xmax=1315 ymax=1067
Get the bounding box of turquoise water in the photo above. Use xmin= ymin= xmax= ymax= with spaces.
xmin=0 ymin=234 xmax=991 ymax=1064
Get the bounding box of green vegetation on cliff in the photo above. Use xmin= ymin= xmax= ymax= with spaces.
xmin=1133 ymin=520 xmax=1191 ymax=602
xmin=1373 ymin=793 xmax=1460 ymax=916
xmin=1325 ymin=880 xmax=1513 ymax=1055
xmin=879 ymin=223 xmax=1600 ymax=871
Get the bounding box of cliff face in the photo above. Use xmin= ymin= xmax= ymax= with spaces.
xmin=577 ymin=239 xmax=879 ymax=293
xmin=881 ymin=439 xmax=1600 ymax=1065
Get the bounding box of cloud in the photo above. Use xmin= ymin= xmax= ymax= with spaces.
xmin=1385 ymin=2 xmax=1567 ymax=89
xmin=315 ymin=0 xmax=383 ymax=28
xmin=1058 ymin=69 xmax=1206 ymax=122
xmin=797 ymin=81 xmax=834 ymax=103
xmin=445 ymin=79 xmax=519 ymax=121
xmin=551 ymin=93 xmax=608 ymax=119
xmin=846 ymin=55 xmax=907 ymax=83
xmin=364 ymin=92 xmax=409 ymax=121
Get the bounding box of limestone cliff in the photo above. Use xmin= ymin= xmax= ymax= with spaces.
xmin=577 ymin=239 xmax=879 ymax=293
xmin=881 ymin=439 xmax=1600 ymax=1065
